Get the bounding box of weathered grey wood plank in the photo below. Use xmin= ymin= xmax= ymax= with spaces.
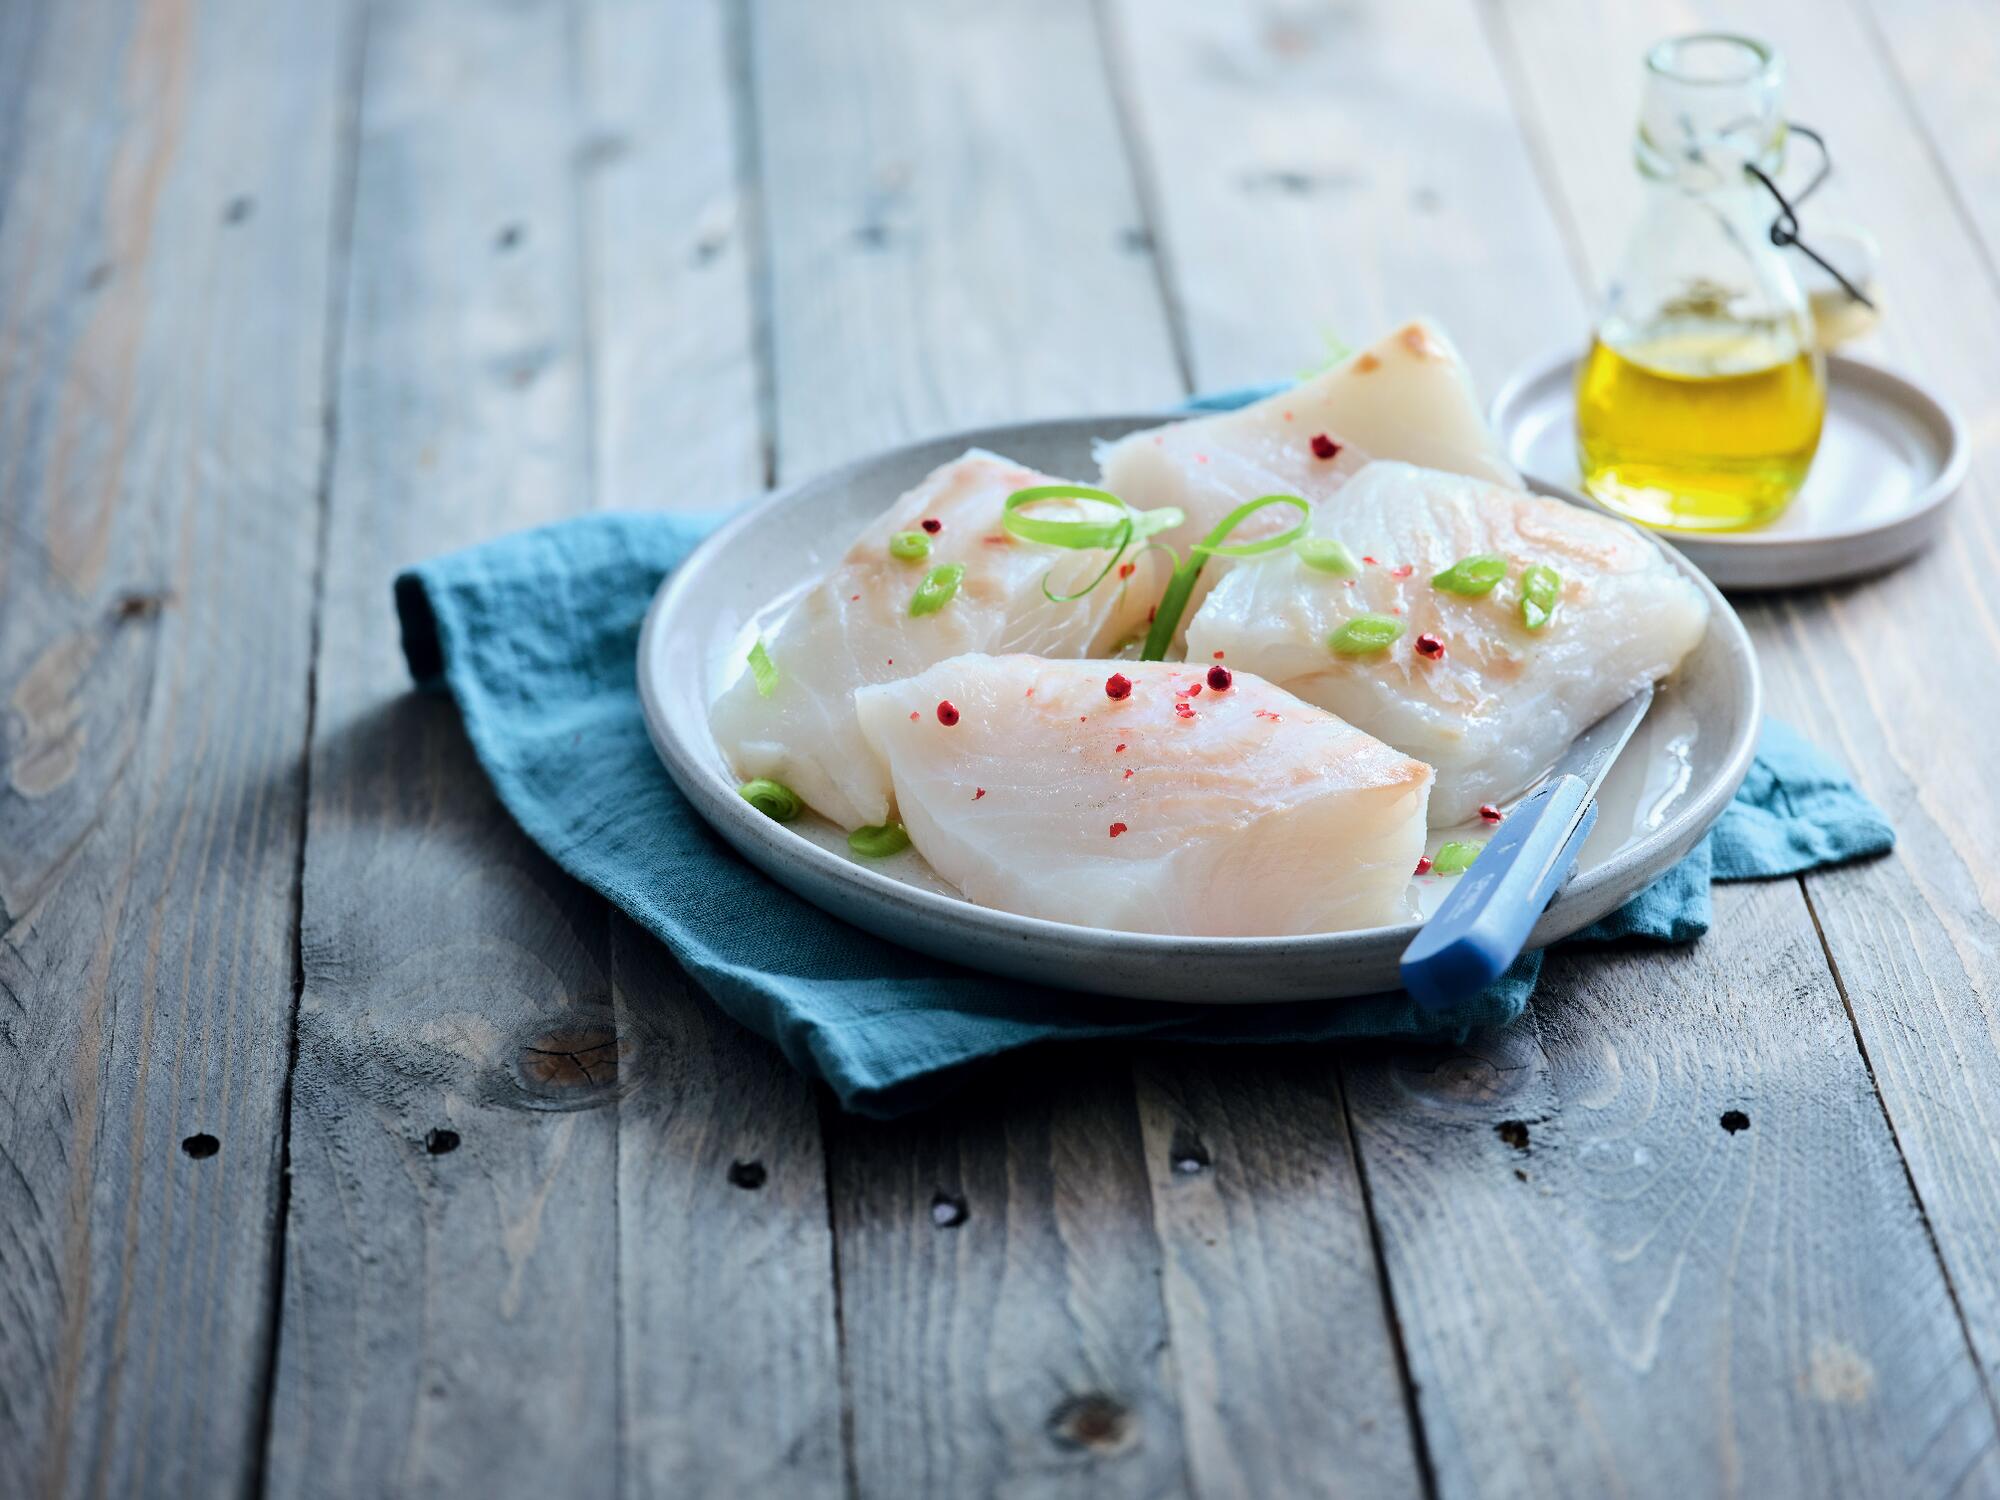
xmin=1104 ymin=0 xmax=1582 ymax=389
xmin=1130 ymin=1051 xmax=1423 ymax=1500
xmin=753 ymin=0 xmax=1183 ymax=481
xmin=1494 ymin=0 xmax=2000 ymax=1422
xmin=823 ymin=1056 xmax=1183 ymax=1499
xmin=267 ymin=3 xmax=625 ymax=1494
xmin=0 ymin=0 xmax=51 ymax=235
xmin=0 ymin=0 xmax=346 ymax=1494
xmin=1349 ymin=881 xmax=1999 ymax=1497
xmin=748 ymin=2 xmax=1193 ymax=1492
xmin=1121 ymin=0 xmax=2000 ymax=1490
xmin=578 ymin=0 xmax=767 ymax=512
xmin=1843 ymin=0 xmax=2000 ymax=290
xmin=575 ymin=0 xmax=845 ymax=1492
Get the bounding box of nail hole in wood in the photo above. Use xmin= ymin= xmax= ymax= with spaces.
xmin=1721 ymin=1109 xmax=1750 ymax=1134
xmin=1168 ymin=1129 xmax=1210 ymax=1176
xmin=496 ymin=223 xmax=523 ymax=251
xmin=84 ymin=262 xmax=113 ymax=291
xmin=930 ymin=1190 xmax=968 ymax=1228
xmin=181 ymin=1133 xmax=219 ymax=1159
xmin=1495 ymin=1119 xmax=1531 ymax=1151
xmin=112 ymin=590 xmax=171 ymax=622
xmin=1047 ymin=1392 xmax=1134 ymax=1454
xmin=728 ymin=1159 xmax=767 ymax=1190
xmin=425 ymin=1128 xmax=460 ymax=1155
xmin=223 ymin=195 xmax=253 ymax=224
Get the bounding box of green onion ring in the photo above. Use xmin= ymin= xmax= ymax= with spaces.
xmin=748 ymin=639 xmax=779 ymax=697
xmin=909 ymin=562 xmax=966 ymax=617
xmin=1431 ymin=839 xmax=1484 ymax=875
xmin=1328 ymin=613 xmax=1406 ymax=655
xmin=1520 ymin=563 xmax=1561 ymax=631
xmin=738 ymin=778 xmax=802 ymax=822
xmin=1294 ymin=536 xmax=1360 ymax=576
xmin=848 ymin=822 xmax=911 ymax=858
xmin=1432 ymin=553 xmax=1508 ymax=596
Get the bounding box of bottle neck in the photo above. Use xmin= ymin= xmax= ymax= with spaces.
xmin=1637 ymin=133 xmax=1785 ymax=194
xmin=1636 ymin=34 xmax=1787 ymax=190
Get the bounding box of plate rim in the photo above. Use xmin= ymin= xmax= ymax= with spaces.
xmin=639 ymin=411 xmax=1761 ymax=997
xmin=1490 ymin=347 xmax=1968 ymax=565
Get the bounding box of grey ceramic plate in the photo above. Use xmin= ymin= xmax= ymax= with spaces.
xmin=1491 ymin=350 xmax=1966 ymax=591
xmin=639 ymin=414 xmax=1760 ymax=1003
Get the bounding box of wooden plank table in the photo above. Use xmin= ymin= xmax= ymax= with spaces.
xmin=3 ymin=2 xmax=1997 ymax=1495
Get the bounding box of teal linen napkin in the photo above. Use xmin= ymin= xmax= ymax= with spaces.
xmin=394 ymin=512 xmax=1892 ymax=1116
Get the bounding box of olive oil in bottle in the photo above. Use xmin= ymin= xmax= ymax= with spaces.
xmin=1576 ymin=325 xmax=1826 ymax=531
xmin=1578 ymin=34 xmax=1828 ymax=532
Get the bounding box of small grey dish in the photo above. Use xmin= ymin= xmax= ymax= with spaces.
xmin=1491 ymin=350 xmax=1967 ymax=591
xmin=639 ymin=414 xmax=1761 ymax=1004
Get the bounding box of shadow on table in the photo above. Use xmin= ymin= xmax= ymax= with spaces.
xmin=302 ymin=688 xmax=1579 ymax=1131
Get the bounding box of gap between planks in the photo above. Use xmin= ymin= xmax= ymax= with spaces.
xmin=248 ymin=1 xmax=371 ymax=1492
xmin=1796 ymin=868 xmax=2000 ymax=1436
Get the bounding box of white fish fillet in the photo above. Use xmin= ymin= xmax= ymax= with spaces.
xmin=1184 ymin=461 xmax=1711 ymax=824
xmin=1099 ymin=318 xmax=1520 ymax=547
xmin=712 ymin=451 xmax=1166 ymax=829
xmin=852 ymin=655 xmax=1431 ymax=936
xmin=1098 ymin=318 xmax=1521 ymax=634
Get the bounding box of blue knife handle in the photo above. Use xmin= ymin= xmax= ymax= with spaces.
xmin=1399 ymin=776 xmax=1599 ymax=1013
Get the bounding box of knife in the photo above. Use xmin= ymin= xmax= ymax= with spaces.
xmin=1399 ymin=684 xmax=1655 ymax=1012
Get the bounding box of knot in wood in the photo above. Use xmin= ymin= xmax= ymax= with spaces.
xmin=510 ymin=1023 xmax=624 ymax=1109
xmin=1390 ymin=1029 xmax=1542 ymax=1111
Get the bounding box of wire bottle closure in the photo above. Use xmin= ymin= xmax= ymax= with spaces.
xmin=1742 ymin=123 xmax=1875 ymax=308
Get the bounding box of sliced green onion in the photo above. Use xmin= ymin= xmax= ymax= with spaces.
xmin=1294 ymin=537 xmax=1360 ymax=576
xmin=1520 ymin=564 xmax=1561 ymax=631
xmin=1296 ymin=330 xmax=1356 ymax=381
xmin=1141 ymin=494 xmax=1310 ymax=660
xmin=889 ymin=530 xmax=931 ymax=562
xmin=999 ymin=485 xmax=1183 ymax=606
xmin=1040 ymin=523 xmax=1136 ymax=603
xmin=848 ymin=822 xmax=910 ymax=858
xmin=748 ymin=639 xmax=778 ymax=697
xmin=909 ymin=563 xmax=965 ymax=617
xmin=1328 ymin=613 xmax=1405 ymax=655
xmin=1190 ymin=495 xmax=1311 ymax=559
xmin=738 ymin=778 xmax=801 ymax=822
xmin=1431 ymin=840 xmax=1484 ymax=876
xmin=1002 ymin=484 xmax=1133 ymax=549
xmin=1432 ymin=554 xmax=1508 ymax=596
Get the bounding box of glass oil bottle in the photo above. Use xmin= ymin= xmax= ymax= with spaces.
xmin=1576 ymin=34 xmax=1827 ymax=531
